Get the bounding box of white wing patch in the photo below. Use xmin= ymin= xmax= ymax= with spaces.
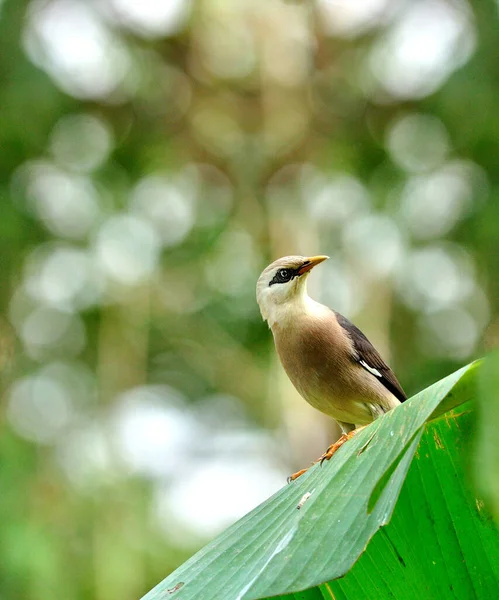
xmin=359 ymin=360 xmax=382 ymax=378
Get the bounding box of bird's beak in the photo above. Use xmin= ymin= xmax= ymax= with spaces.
xmin=297 ymin=255 xmax=329 ymax=275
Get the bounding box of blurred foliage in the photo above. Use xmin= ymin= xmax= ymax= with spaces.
xmin=0 ymin=0 xmax=498 ymax=599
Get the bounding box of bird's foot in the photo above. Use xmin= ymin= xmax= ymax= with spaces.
xmin=319 ymin=426 xmax=367 ymax=464
xmin=287 ymin=426 xmax=367 ymax=482
xmin=287 ymin=468 xmax=309 ymax=483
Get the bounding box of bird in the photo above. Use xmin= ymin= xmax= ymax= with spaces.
xmin=256 ymin=255 xmax=406 ymax=480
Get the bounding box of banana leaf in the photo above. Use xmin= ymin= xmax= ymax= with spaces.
xmin=142 ymin=361 xmax=499 ymax=600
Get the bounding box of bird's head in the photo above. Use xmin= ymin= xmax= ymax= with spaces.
xmin=256 ymin=255 xmax=329 ymax=325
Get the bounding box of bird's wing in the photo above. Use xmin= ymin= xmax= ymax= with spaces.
xmin=335 ymin=312 xmax=407 ymax=403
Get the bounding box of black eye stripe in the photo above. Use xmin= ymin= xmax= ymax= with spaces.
xmin=269 ymin=267 xmax=297 ymax=286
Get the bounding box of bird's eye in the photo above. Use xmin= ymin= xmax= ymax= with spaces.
xmin=269 ymin=267 xmax=294 ymax=286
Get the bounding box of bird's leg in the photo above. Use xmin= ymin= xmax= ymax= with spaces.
xmin=287 ymin=426 xmax=367 ymax=482
xmin=319 ymin=426 xmax=367 ymax=464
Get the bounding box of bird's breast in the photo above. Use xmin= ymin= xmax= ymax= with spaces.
xmin=271 ymin=314 xmax=390 ymax=424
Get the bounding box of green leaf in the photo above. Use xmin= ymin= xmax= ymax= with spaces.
xmin=323 ymin=402 xmax=499 ymax=600
xmin=475 ymin=352 xmax=499 ymax=523
xmin=142 ymin=362 xmax=499 ymax=600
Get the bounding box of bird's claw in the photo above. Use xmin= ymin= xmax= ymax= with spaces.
xmin=319 ymin=454 xmax=329 ymax=466
xmin=320 ymin=427 xmax=366 ymax=465
xmin=318 ymin=434 xmax=349 ymax=465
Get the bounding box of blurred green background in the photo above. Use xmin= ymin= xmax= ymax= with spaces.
xmin=0 ymin=0 xmax=498 ymax=598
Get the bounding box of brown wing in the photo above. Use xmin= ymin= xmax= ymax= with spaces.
xmin=335 ymin=312 xmax=407 ymax=403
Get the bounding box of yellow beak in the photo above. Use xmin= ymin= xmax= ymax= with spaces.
xmin=297 ymin=255 xmax=329 ymax=275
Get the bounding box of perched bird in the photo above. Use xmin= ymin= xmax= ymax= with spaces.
xmin=256 ymin=255 xmax=406 ymax=480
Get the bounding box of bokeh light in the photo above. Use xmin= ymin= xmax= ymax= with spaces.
xmin=130 ymin=174 xmax=196 ymax=247
xmin=105 ymin=0 xmax=191 ymax=38
xmin=16 ymin=161 xmax=102 ymax=239
xmin=94 ymin=215 xmax=161 ymax=285
xmin=369 ymin=0 xmax=475 ymax=100
xmin=49 ymin=113 xmax=114 ymax=172
xmin=8 ymin=370 xmax=74 ymax=444
xmin=386 ymin=113 xmax=450 ymax=173
xmin=24 ymin=0 xmax=131 ymax=99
